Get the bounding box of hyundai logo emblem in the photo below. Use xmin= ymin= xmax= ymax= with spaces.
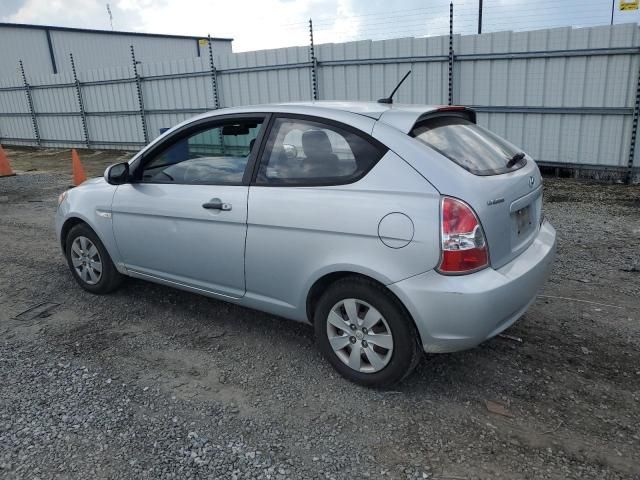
xmin=529 ymin=176 xmax=535 ymax=188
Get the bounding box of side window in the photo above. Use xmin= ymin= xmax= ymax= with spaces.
xmin=141 ymin=119 xmax=263 ymax=185
xmin=256 ymin=117 xmax=386 ymax=185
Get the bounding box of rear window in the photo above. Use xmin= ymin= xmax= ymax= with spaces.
xmin=411 ymin=116 xmax=526 ymax=175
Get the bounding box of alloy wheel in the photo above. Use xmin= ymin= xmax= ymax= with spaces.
xmin=326 ymin=298 xmax=394 ymax=373
xmin=70 ymin=236 xmax=103 ymax=285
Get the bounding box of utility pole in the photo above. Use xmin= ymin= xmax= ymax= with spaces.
xmin=106 ymin=4 xmax=114 ymax=30
xmin=611 ymin=0 xmax=615 ymax=25
xmin=478 ymin=0 xmax=483 ymax=34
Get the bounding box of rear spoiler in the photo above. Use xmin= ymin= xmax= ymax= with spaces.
xmin=415 ymin=106 xmax=477 ymax=125
xmin=377 ymin=105 xmax=477 ymax=133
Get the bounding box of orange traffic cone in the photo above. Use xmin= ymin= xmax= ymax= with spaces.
xmin=0 ymin=145 xmax=16 ymax=177
xmin=71 ymin=149 xmax=87 ymax=186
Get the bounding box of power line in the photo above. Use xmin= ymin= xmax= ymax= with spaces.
xmin=281 ymin=1 xmax=612 ymax=29
xmin=279 ymin=2 xmax=481 ymax=28
xmin=310 ymin=11 xmax=614 ymax=38
xmin=233 ymin=1 xmax=636 ymax=51
xmin=280 ymin=6 xmax=614 ymax=36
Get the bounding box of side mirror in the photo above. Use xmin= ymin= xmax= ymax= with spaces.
xmin=104 ymin=162 xmax=129 ymax=185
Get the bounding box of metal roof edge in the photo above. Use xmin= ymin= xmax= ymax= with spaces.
xmin=0 ymin=22 xmax=233 ymax=42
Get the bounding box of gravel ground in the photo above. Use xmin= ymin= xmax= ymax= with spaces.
xmin=1 ymin=151 xmax=639 ymax=479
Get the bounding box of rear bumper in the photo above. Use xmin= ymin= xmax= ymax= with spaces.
xmin=389 ymin=220 xmax=556 ymax=353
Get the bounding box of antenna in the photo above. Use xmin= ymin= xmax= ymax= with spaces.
xmin=377 ymin=70 xmax=411 ymax=104
xmin=106 ymin=4 xmax=114 ymax=30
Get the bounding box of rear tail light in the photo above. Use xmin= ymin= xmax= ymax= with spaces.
xmin=438 ymin=196 xmax=489 ymax=274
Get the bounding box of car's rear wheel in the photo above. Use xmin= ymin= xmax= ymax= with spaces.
xmin=65 ymin=223 xmax=123 ymax=294
xmin=314 ymin=277 xmax=421 ymax=387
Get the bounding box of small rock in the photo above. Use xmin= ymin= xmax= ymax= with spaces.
xmin=484 ymin=400 xmax=514 ymax=418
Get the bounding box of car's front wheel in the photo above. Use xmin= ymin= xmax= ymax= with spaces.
xmin=314 ymin=277 xmax=422 ymax=387
xmin=65 ymin=223 xmax=123 ymax=294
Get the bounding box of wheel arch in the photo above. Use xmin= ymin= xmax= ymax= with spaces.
xmin=305 ymin=270 xmax=424 ymax=346
xmin=60 ymin=216 xmax=110 ymax=257
xmin=60 ymin=216 xmax=90 ymax=251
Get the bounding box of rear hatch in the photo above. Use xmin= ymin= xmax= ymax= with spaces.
xmin=410 ymin=111 xmax=543 ymax=269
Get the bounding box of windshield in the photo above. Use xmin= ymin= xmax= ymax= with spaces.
xmin=411 ymin=116 xmax=527 ymax=175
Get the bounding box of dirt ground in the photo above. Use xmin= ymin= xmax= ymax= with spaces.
xmin=1 ymin=146 xmax=639 ymax=479
xmin=1 ymin=146 xmax=132 ymax=179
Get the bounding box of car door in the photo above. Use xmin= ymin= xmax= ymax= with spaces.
xmin=245 ymin=114 xmax=404 ymax=314
xmin=111 ymin=115 xmax=267 ymax=298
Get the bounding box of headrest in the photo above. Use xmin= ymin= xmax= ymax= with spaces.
xmin=302 ymin=130 xmax=333 ymax=157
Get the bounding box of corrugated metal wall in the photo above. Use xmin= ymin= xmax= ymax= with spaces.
xmin=0 ymin=26 xmax=53 ymax=78
xmin=215 ymin=46 xmax=313 ymax=105
xmin=456 ymin=25 xmax=640 ymax=169
xmin=0 ymin=25 xmax=233 ymax=76
xmin=0 ymin=23 xmax=639 ymax=175
xmin=50 ymin=31 xmax=201 ymax=72
xmin=316 ymin=36 xmax=450 ymax=104
xmin=81 ymin=64 xmax=145 ymax=150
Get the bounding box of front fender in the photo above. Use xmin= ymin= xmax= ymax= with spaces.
xmin=55 ymin=180 xmax=124 ymax=273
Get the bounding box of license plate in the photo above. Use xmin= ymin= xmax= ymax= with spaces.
xmin=515 ymin=206 xmax=532 ymax=235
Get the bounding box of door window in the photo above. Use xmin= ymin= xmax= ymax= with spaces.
xmin=141 ymin=119 xmax=263 ymax=185
xmin=256 ymin=117 xmax=386 ymax=185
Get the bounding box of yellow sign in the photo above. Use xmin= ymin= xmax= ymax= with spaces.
xmin=198 ymin=38 xmax=209 ymax=46
xmin=620 ymin=0 xmax=639 ymax=11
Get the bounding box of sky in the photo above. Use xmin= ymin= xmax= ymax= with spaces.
xmin=1 ymin=0 xmax=640 ymax=52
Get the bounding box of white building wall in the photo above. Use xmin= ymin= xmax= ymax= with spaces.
xmin=0 ymin=24 xmax=232 ymax=76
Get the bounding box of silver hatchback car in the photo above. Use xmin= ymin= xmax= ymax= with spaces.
xmin=56 ymin=101 xmax=556 ymax=386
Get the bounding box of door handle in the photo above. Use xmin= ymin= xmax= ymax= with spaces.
xmin=202 ymin=198 xmax=232 ymax=211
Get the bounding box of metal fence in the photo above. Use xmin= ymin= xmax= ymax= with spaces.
xmin=0 ymin=23 xmax=639 ymax=182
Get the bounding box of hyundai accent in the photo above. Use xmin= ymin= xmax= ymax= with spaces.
xmin=55 ymin=101 xmax=556 ymax=386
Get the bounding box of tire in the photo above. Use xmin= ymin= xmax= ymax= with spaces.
xmin=314 ymin=276 xmax=422 ymax=387
xmin=65 ymin=223 xmax=123 ymax=294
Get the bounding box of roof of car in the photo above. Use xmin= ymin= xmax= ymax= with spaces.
xmin=275 ymin=101 xmax=442 ymax=119
xmin=139 ymin=101 xmax=472 ymax=161
xmin=201 ymin=101 xmax=449 ymax=133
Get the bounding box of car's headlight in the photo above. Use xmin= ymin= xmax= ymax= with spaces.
xmin=57 ymin=190 xmax=68 ymax=206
